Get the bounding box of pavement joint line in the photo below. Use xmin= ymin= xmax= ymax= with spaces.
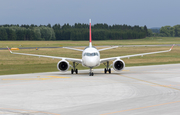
xmin=119 ymin=71 xmax=179 ymax=74
xmin=132 ymin=72 xmax=179 ymax=74
xmin=118 ymin=74 xmax=180 ymax=91
xmin=0 ymin=108 xmax=60 ymax=115
xmin=47 ymin=76 xmax=71 ymax=78
xmin=100 ymin=100 xmax=180 ymax=115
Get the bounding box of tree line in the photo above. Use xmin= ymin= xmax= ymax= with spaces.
xmin=0 ymin=23 xmax=148 ymax=41
xmin=0 ymin=25 xmax=55 ymax=41
xmin=149 ymin=25 xmax=180 ymax=37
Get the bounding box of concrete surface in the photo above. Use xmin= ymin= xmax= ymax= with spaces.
xmin=0 ymin=64 xmax=180 ymax=115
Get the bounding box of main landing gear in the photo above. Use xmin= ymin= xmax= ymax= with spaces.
xmin=103 ymin=61 xmax=111 ymax=74
xmin=89 ymin=68 xmax=94 ymax=76
xmin=71 ymin=62 xmax=79 ymax=74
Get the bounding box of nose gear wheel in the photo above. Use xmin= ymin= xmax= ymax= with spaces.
xmin=89 ymin=68 xmax=94 ymax=76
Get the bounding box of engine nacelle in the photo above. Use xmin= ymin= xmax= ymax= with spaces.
xmin=57 ymin=60 xmax=69 ymax=72
xmin=113 ymin=59 xmax=125 ymax=72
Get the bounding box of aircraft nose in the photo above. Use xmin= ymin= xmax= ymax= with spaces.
xmin=85 ymin=57 xmax=99 ymax=67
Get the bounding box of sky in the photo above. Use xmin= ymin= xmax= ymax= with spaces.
xmin=0 ymin=0 xmax=180 ymax=28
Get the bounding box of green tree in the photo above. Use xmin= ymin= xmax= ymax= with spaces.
xmin=160 ymin=26 xmax=171 ymax=37
xmin=6 ymin=29 xmax=17 ymax=40
xmin=0 ymin=28 xmax=8 ymax=40
xmin=143 ymin=25 xmax=148 ymax=36
xmin=174 ymin=25 xmax=180 ymax=37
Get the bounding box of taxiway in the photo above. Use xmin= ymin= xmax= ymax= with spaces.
xmin=0 ymin=64 xmax=180 ymax=115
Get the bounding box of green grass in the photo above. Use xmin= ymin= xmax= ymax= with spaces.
xmin=0 ymin=37 xmax=180 ymax=75
xmin=0 ymin=37 xmax=179 ymax=48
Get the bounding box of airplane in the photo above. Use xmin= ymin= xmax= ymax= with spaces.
xmin=7 ymin=19 xmax=175 ymax=76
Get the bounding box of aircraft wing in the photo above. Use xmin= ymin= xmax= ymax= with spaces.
xmin=100 ymin=44 xmax=175 ymax=63
xmin=7 ymin=47 xmax=82 ymax=63
xmin=98 ymin=46 xmax=118 ymax=51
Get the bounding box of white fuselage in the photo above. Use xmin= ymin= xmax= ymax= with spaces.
xmin=82 ymin=47 xmax=100 ymax=68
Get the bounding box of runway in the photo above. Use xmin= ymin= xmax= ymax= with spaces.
xmin=0 ymin=44 xmax=178 ymax=50
xmin=0 ymin=64 xmax=180 ymax=115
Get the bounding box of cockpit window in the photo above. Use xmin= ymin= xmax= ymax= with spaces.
xmin=84 ymin=52 xmax=98 ymax=56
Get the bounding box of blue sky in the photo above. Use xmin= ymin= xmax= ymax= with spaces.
xmin=0 ymin=0 xmax=179 ymax=28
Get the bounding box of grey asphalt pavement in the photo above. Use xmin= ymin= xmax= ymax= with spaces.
xmin=0 ymin=64 xmax=180 ymax=115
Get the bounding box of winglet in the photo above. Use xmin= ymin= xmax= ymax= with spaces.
xmin=7 ymin=46 xmax=12 ymax=53
xmin=169 ymin=44 xmax=175 ymax=51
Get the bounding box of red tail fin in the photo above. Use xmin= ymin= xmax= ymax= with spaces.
xmin=89 ymin=19 xmax=92 ymax=47
xmin=89 ymin=19 xmax=92 ymax=43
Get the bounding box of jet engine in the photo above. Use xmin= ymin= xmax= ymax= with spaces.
xmin=113 ymin=59 xmax=125 ymax=72
xmin=57 ymin=60 xmax=69 ymax=72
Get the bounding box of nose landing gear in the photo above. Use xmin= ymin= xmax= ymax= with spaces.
xmin=89 ymin=68 xmax=94 ymax=76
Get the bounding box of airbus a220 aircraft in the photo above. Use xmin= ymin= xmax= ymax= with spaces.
xmin=8 ymin=19 xmax=174 ymax=76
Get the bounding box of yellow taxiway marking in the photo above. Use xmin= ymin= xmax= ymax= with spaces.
xmin=118 ymin=74 xmax=180 ymax=91
xmin=1 ymin=76 xmax=70 ymax=81
xmin=122 ymin=70 xmax=130 ymax=71
xmin=101 ymin=100 xmax=180 ymax=115
xmin=1 ymin=78 xmax=53 ymax=81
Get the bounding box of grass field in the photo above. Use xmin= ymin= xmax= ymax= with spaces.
xmin=0 ymin=37 xmax=179 ymax=75
xmin=0 ymin=37 xmax=180 ymax=48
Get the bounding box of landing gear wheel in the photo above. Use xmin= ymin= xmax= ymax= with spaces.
xmin=89 ymin=72 xmax=94 ymax=76
xmin=109 ymin=68 xmax=111 ymax=74
xmin=89 ymin=68 xmax=94 ymax=76
xmin=104 ymin=68 xmax=111 ymax=74
xmin=75 ymin=69 xmax=78 ymax=74
xmin=71 ymin=62 xmax=79 ymax=75
xmin=104 ymin=68 xmax=107 ymax=74
xmin=104 ymin=61 xmax=111 ymax=74
xmin=71 ymin=69 xmax=74 ymax=74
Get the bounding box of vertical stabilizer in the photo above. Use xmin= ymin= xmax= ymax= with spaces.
xmin=89 ymin=19 xmax=92 ymax=47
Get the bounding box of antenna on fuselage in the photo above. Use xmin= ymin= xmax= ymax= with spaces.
xmin=89 ymin=19 xmax=92 ymax=48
